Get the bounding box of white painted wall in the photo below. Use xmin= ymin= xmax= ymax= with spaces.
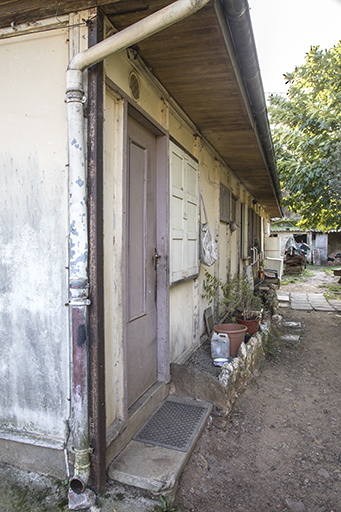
xmin=170 ymin=281 xmax=195 ymax=362
xmin=0 ymin=29 xmax=70 ymax=440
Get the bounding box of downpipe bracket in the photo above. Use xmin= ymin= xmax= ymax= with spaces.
xmin=65 ymin=298 xmax=91 ymax=306
xmin=65 ymin=93 xmax=86 ymax=104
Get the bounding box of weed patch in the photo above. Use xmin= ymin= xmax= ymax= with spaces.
xmin=264 ymin=325 xmax=283 ymax=358
xmin=154 ymin=495 xmax=181 ymax=512
xmin=282 ymin=269 xmax=315 ymax=285
xmin=319 ymin=283 xmax=341 ymax=299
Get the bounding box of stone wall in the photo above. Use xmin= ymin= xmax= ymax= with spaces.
xmin=170 ymin=317 xmax=278 ymax=417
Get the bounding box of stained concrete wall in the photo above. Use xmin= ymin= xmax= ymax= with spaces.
xmin=311 ymin=233 xmax=328 ymax=265
xmin=0 ymin=27 xmax=71 ymax=442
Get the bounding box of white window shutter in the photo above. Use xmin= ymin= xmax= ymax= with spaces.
xmin=185 ymin=158 xmax=199 ymax=276
xmin=170 ymin=141 xmax=199 ymax=284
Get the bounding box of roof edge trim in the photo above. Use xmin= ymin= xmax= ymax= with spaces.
xmin=218 ymin=0 xmax=282 ymax=216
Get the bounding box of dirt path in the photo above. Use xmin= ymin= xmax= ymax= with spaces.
xmin=280 ymin=270 xmax=338 ymax=294
xmin=176 ymin=273 xmax=341 ymax=512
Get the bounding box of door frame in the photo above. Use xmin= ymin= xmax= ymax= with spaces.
xmin=87 ymin=13 xmax=106 ymax=494
xmin=122 ymin=102 xmax=170 ymax=419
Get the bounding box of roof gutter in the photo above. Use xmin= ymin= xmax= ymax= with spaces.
xmin=65 ymin=0 xmax=211 ymax=498
xmin=217 ymin=0 xmax=282 ymax=216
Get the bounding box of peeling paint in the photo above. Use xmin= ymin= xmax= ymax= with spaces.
xmin=74 ymin=253 xmax=88 ymax=265
xmin=75 ymin=177 xmax=84 ymax=187
xmin=71 ymin=139 xmax=81 ymax=150
xmin=70 ymin=220 xmax=79 ymax=236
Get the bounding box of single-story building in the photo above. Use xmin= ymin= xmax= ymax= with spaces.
xmin=269 ymin=218 xmax=341 ymax=265
xmin=0 ymin=0 xmax=281 ymax=495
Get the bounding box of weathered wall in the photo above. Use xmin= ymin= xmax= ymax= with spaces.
xmin=328 ymin=232 xmax=341 ymax=256
xmin=103 ymin=20 xmax=273 ymax=411
xmin=0 ymin=28 xmax=71 ymax=440
xmin=265 ymin=235 xmax=281 ymax=259
xmin=103 ymin=90 xmax=125 ymax=428
xmin=311 ymin=233 xmax=328 ymax=265
xmin=169 ymin=281 xmax=195 ymax=363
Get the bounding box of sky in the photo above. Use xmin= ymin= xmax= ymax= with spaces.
xmin=248 ymin=0 xmax=341 ymax=96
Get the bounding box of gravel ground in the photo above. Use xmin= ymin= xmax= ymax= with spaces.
xmin=176 ymin=273 xmax=341 ymax=512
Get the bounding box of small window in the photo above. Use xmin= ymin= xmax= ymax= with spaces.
xmin=231 ymin=195 xmax=237 ymax=223
xmin=220 ymin=183 xmax=230 ymax=223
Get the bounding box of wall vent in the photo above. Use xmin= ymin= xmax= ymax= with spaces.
xmin=129 ymin=72 xmax=140 ymax=100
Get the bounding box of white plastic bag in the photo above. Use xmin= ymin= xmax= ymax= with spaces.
xmin=199 ymin=192 xmax=218 ymax=267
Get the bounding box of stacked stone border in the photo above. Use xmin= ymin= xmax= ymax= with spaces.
xmin=170 ymin=316 xmax=280 ymax=417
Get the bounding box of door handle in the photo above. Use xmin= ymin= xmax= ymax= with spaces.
xmin=154 ymin=250 xmax=161 ymax=270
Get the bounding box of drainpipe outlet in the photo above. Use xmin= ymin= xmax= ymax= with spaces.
xmin=70 ymin=447 xmax=92 ymax=494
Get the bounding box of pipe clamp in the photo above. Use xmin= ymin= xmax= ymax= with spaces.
xmin=66 ymin=298 xmax=91 ymax=306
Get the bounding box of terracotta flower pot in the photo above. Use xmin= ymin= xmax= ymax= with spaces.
xmin=236 ymin=316 xmax=260 ymax=336
xmin=214 ymin=323 xmax=247 ymax=356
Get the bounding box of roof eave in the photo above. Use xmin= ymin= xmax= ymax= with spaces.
xmin=219 ymin=0 xmax=282 ymax=217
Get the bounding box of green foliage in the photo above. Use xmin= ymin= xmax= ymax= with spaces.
xmin=153 ymin=496 xmax=180 ymax=512
xmin=269 ymin=42 xmax=341 ymax=230
xmin=202 ymin=271 xmax=262 ymax=321
xmin=264 ymin=325 xmax=282 ymax=358
xmin=319 ymin=283 xmax=341 ymax=300
xmin=258 ymin=288 xmax=278 ymax=316
xmin=201 ymin=270 xmax=220 ymax=305
xmin=281 ymin=268 xmax=315 ymax=284
xmin=238 ymin=274 xmax=263 ymax=320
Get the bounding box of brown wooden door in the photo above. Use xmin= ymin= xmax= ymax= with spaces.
xmin=126 ymin=116 xmax=157 ymax=408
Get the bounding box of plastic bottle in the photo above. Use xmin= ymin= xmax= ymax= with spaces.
xmin=211 ymin=332 xmax=230 ymax=366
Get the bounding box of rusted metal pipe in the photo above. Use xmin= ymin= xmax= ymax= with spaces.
xmin=69 ymin=301 xmax=91 ymax=494
xmin=66 ymin=66 xmax=91 ymax=493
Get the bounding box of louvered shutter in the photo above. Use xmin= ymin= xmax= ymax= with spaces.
xmin=170 ymin=141 xmax=199 ymax=284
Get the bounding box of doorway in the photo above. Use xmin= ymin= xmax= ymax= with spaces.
xmin=126 ymin=115 xmax=158 ymax=408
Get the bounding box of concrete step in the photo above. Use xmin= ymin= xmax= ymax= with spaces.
xmin=282 ymin=334 xmax=300 ymax=344
xmin=107 ymin=395 xmax=212 ymax=498
xmin=282 ymin=321 xmax=302 ymax=329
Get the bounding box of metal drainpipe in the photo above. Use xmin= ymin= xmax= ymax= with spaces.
xmin=66 ymin=0 xmax=211 ymax=494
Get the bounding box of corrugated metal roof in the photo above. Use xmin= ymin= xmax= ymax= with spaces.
xmin=271 ymin=219 xmax=304 ymax=233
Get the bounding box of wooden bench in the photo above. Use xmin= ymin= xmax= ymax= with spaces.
xmin=333 ymin=268 xmax=341 ymax=283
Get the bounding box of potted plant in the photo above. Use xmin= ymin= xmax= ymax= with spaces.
xmin=235 ymin=274 xmax=263 ymax=335
xmin=213 ymin=322 xmax=247 ymax=356
xmin=202 ymin=272 xmax=248 ymax=355
xmin=202 ymin=271 xmax=241 ymax=322
xmin=202 ymin=271 xmax=263 ymax=350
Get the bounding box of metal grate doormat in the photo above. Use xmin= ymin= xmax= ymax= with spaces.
xmin=133 ymin=400 xmax=208 ymax=452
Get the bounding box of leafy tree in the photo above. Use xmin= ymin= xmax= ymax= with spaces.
xmin=269 ymin=42 xmax=341 ymax=230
